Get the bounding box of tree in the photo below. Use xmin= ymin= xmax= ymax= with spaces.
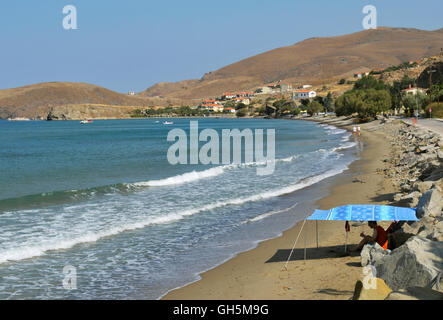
xmin=353 ymin=75 xmax=386 ymax=91
xmin=402 ymin=92 xmax=429 ymax=114
xmin=361 ymin=89 xmax=391 ymax=118
xmin=388 ymin=75 xmax=416 ymax=110
xmin=313 ymin=96 xmax=324 ymax=106
xmin=235 ymin=102 xmax=247 ymax=110
xmin=338 ymin=78 xmax=346 ymax=85
xmin=236 ymin=108 xmax=248 ymax=117
xmin=324 ymin=92 xmax=334 ymax=112
xmin=300 ymin=99 xmax=310 ymax=107
xmin=334 ymin=89 xmax=391 ymax=118
xmin=306 ymin=101 xmax=323 ymax=116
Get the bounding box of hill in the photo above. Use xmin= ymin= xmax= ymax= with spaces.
xmin=140 ymin=27 xmax=443 ymax=100
xmin=0 ymin=82 xmax=192 ymax=119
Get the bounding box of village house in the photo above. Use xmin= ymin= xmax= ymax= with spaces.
xmin=236 ymin=91 xmax=255 ymax=98
xmin=222 ymin=91 xmax=255 ymax=100
xmin=401 ymin=84 xmax=427 ymax=96
xmin=293 ymin=89 xmax=317 ymax=100
xmin=256 ymin=83 xmax=279 ymax=94
xmin=200 ymin=103 xmax=224 ymax=112
xmin=280 ymin=83 xmax=293 ymax=93
xmin=257 ymin=86 xmax=274 ymax=94
xmin=200 ymin=99 xmax=224 ymax=112
xmin=354 ymin=72 xmax=370 ymax=79
xmin=224 ymin=107 xmax=236 ymax=113
xmin=233 ymin=97 xmax=250 ymax=105
xmin=222 ymin=92 xmax=237 ymax=100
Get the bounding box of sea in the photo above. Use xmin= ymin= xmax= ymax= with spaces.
xmin=0 ymin=118 xmax=360 ymax=299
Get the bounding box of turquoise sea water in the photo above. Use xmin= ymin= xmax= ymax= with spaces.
xmin=0 ymin=118 xmax=359 ymax=299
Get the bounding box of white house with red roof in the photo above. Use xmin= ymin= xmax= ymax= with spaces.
xmin=293 ymin=89 xmax=317 ymax=99
xmin=233 ymin=97 xmax=250 ymax=105
xmin=401 ymin=84 xmax=427 ymax=96
xmin=200 ymin=99 xmax=224 ymax=112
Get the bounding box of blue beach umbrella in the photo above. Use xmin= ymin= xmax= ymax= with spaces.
xmin=283 ymin=205 xmax=418 ymax=269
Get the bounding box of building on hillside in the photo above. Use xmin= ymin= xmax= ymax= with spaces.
xmin=280 ymin=83 xmax=293 ymax=93
xmin=302 ymin=84 xmax=312 ymax=89
xmin=293 ymin=90 xmax=317 ymax=99
xmin=236 ymin=91 xmax=255 ymax=98
xmin=401 ymin=84 xmax=427 ymax=96
xmin=222 ymin=92 xmax=237 ymax=100
xmin=257 ymin=86 xmax=274 ymax=94
xmin=128 ymin=91 xmax=135 ymax=96
xmin=200 ymin=103 xmax=224 ymax=112
xmin=200 ymin=99 xmax=224 ymax=112
xmin=354 ymin=72 xmax=370 ymax=79
xmin=201 ymin=99 xmax=221 ymax=104
xmin=233 ymin=97 xmax=250 ymax=105
xmin=224 ymin=107 xmax=236 ymax=113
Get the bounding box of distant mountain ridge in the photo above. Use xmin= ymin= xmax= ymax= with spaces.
xmin=0 ymin=82 xmax=193 ymax=119
xmin=1 ymin=27 xmax=443 ymax=119
xmin=140 ymin=27 xmax=443 ymax=99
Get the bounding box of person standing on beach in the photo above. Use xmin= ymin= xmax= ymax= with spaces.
xmin=353 ymin=126 xmax=357 ymax=136
xmin=352 ymin=221 xmax=388 ymax=251
xmin=357 ymin=126 xmax=361 ymax=136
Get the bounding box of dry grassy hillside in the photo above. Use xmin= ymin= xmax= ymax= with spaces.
xmin=0 ymin=82 xmax=191 ymax=119
xmin=140 ymin=27 xmax=443 ymax=100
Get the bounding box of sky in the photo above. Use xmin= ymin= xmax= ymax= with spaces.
xmin=0 ymin=0 xmax=442 ymax=93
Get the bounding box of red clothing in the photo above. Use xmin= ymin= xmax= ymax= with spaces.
xmin=375 ymin=226 xmax=388 ymax=250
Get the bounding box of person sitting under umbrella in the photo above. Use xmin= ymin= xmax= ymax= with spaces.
xmin=352 ymin=221 xmax=388 ymax=251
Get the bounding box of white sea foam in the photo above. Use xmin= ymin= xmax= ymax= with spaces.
xmin=132 ymin=155 xmax=299 ymax=188
xmin=332 ymin=141 xmax=358 ymax=152
xmin=0 ymin=166 xmax=348 ymax=264
xmin=241 ymin=203 xmax=299 ymax=224
xmin=133 ymin=166 xmax=225 ymax=187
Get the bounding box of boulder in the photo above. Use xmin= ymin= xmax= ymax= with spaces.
xmin=416 ymin=188 xmax=443 ymax=218
xmin=400 ymin=183 xmax=412 ymax=193
xmin=425 ymin=167 xmax=443 ymax=182
xmin=361 ymin=243 xmax=391 ymax=267
xmin=418 ymin=145 xmax=433 ymax=153
xmin=417 ymin=220 xmax=443 ymax=242
xmin=374 ymin=237 xmax=443 ymax=291
xmin=389 ymin=217 xmax=434 ymax=248
xmin=352 ymin=278 xmax=392 ymax=300
xmin=396 ymin=191 xmax=422 ymax=208
xmin=386 ymin=287 xmax=443 ymax=300
xmin=413 ymin=181 xmax=434 ymax=193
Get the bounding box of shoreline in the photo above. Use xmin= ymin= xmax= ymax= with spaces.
xmin=162 ymin=118 xmax=397 ymax=300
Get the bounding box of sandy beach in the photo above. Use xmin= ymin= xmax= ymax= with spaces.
xmin=163 ymin=119 xmax=397 ymax=300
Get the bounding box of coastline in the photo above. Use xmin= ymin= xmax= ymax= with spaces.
xmin=162 ymin=118 xmax=397 ymax=300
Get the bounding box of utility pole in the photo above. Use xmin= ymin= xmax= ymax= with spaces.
xmin=414 ymin=80 xmax=419 ymax=119
xmin=428 ymin=69 xmax=437 ymax=118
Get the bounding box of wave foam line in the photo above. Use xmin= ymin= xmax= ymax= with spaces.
xmin=133 ymin=166 xmax=225 ymax=187
xmin=132 ymin=155 xmax=300 ymax=188
xmin=0 ymin=166 xmax=348 ymax=264
xmin=241 ymin=203 xmax=299 ymax=224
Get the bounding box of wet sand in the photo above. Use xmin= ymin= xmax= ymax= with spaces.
xmin=163 ymin=119 xmax=396 ymax=300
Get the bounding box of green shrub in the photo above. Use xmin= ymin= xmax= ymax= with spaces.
xmin=236 ymin=108 xmax=248 ymax=117
xmin=425 ymin=102 xmax=443 ymax=118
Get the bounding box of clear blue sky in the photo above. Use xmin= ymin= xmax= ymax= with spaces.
xmin=0 ymin=0 xmax=442 ymax=93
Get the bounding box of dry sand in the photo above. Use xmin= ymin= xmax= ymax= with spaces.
xmin=163 ymin=119 xmax=398 ymax=300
